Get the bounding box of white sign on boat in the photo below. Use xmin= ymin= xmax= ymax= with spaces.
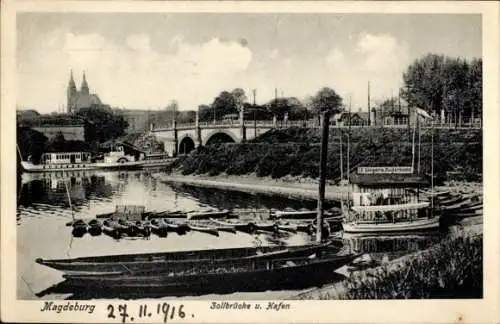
xmin=357 ymin=166 xmax=414 ymax=174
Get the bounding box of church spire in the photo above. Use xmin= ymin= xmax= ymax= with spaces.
xmin=81 ymin=70 xmax=89 ymax=94
xmin=68 ymin=70 xmax=76 ymax=90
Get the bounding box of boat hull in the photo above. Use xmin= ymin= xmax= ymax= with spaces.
xmin=20 ymin=161 xmax=98 ymax=173
xmin=93 ymin=161 xmax=144 ymax=170
xmin=60 ymin=255 xmax=357 ymax=293
xmin=342 ymin=217 xmax=440 ymax=234
xmin=35 ymin=241 xmax=338 ymax=276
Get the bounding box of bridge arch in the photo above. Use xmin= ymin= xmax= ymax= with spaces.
xmin=204 ymin=130 xmax=238 ymax=146
xmin=178 ymin=135 xmax=196 ymax=155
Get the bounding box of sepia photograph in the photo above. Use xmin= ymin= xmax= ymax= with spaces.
xmin=2 ymin=1 xmax=499 ymax=323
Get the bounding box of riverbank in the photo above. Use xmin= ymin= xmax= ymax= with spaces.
xmin=154 ymin=172 xmax=482 ymax=203
xmin=168 ymin=127 xmax=482 ymax=182
xmin=155 ymin=173 xmax=350 ymax=202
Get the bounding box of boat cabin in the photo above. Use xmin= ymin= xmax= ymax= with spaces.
xmin=103 ymin=145 xmax=137 ymax=163
xmin=41 ymin=152 xmax=91 ymax=165
xmin=346 ymin=167 xmax=431 ymax=222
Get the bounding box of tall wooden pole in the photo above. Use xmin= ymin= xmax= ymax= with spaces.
xmin=367 ymin=81 xmax=371 ymax=125
xmin=417 ymin=114 xmax=421 ymax=173
xmin=339 ymin=135 xmax=343 ymax=182
xmin=316 ymin=111 xmax=330 ymax=243
xmin=348 ymin=96 xmax=351 ymax=181
xmin=431 ymin=121 xmax=434 ymax=211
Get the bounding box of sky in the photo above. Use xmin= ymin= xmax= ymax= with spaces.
xmin=17 ymin=13 xmax=482 ymax=113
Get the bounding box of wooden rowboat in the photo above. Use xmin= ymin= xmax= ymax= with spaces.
xmin=187 ymin=209 xmax=230 ymax=220
xmin=87 ymin=219 xmax=102 ymax=236
xmin=58 ymin=253 xmax=359 ymax=293
xmin=186 ymin=223 xmax=219 ymax=236
xmin=210 ymin=218 xmax=256 ymax=233
xmin=35 ymin=240 xmax=339 ymax=276
xmin=188 ymin=220 xmax=237 ymax=234
xmin=71 ymin=219 xmax=87 ymax=238
xmin=150 ymin=219 xmax=168 ymax=237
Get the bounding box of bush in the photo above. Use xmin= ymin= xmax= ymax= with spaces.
xmin=171 ymin=127 xmax=482 ymax=181
xmin=339 ymin=234 xmax=483 ymax=299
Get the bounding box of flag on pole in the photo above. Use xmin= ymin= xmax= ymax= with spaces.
xmin=415 ymin=107 xmax=432 ymax=119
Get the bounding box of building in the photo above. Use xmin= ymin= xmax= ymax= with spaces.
xmin=333 ymin=111 xmax=370 ymax=126
xmin=17 ymin=113 xmax=86 ymax=141
xmin=67 ymin=71 xmax=102 ymax=113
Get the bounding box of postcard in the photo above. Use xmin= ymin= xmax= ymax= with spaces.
xmin=1 ymin=1 xmax=499 ymax=323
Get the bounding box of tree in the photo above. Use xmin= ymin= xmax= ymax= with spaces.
xmin=401 ymin=53 xmax=482 ymax=124
xmin=209 ymin=88 xmax=248 ymax=121
xmin=266 ymin=97 xmax=306 ymax=120
xmin=211 ymin=91 xmax=237 ymax=119
xmin=231 ymin=88 xmax=247 ymax=110
xmin=47 ymin=131 xmax=66 ymax=152
xmin=468 ymin=58 xmax=482 ymax=121
xmin=310 ymin=87 xmax=343 ymax=123
xmin=401 ymin=54 xmax=445 ymax=115
xmin=198 ymin=105 xmax=212 ymax=122
xmin=76 ymin=105 xmax=129 ymax=143
xmin=17 ymin=126 xmax=48 ymax=164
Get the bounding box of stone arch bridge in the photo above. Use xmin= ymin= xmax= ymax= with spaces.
xmin=151 ymin=120 xmax=276 ymax=157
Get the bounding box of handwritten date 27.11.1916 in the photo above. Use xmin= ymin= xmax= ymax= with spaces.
xmin=107 ymin=303 xmax=192 ymax=323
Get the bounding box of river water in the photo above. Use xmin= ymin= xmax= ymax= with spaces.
xmin=17 ymin=170 xmax=445 ymax=300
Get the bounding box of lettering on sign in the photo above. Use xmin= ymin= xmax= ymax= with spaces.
xmin=357 ymin=166 xmax=414 ymax=174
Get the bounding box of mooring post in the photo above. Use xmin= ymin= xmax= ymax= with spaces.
xmin=316 ymin=111 xmax=330 ymax=243
xmin=173 ymin=120 xmax=178 ymax=157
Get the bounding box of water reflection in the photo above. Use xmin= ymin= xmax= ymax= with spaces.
xmin=17 ymin=171 xmax=447 ymax=300
xmin=170 ymin=183 xmax=340 ymax=212
xmin=342 ymin=231 xmax=443 ymax=265
xmin=17 ymin=171 xmax=318 ymax=300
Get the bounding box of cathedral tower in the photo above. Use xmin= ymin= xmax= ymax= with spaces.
xmin=81 ymin=71 xmax=89 ymax=95
xmin=67 ymin=70 xmax=77 ymax=113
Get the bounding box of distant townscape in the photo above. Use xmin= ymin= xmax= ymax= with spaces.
xmin=17 ymin=53 xmax=482 ymax=165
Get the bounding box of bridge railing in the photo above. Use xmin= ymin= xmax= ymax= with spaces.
xmin=153 ymin=118 xmax=482 ymax=131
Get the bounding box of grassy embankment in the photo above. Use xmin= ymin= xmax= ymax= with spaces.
xmin=167 ymin=127 xmax=482 ymax=183
xmin=292 ymin=229 xmax=483 ymax=299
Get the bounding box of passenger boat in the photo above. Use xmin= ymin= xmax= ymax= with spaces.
xmin=35 ymin=240 xmax=338 ymax=276
xmin=19 ymin=143 xmax=174 ymax=173
xmin=93 ymin=145 xmax=144 ymax=170
xmin=273 ymin=208 xmax=341 ymax=220
xmin=342 ymin=206 xmax=441 ymax=233
xmin=58 ymin=253 xmax=358 ymax=293
xmin=342 ymin=171 xmax=441 ymax=234
xmin=20 ymin=152 xmax=98 ymax=173
xmin=140 ymin=152 xmax=175 ymax=168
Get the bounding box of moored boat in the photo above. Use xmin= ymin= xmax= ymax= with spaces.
xmin=87 ymin=219 xmax=102 ymax=236
xmin=150 ymin=219 xmax=168 ymax=237
xmin=58 ymin=253 xmax=359 ymax=293
xmin=71 ymin=219 xmax=88 ymax=237
xmin=186 ymin=222 xmax=219 ymax=236
xmin=20 ymin=152 xmax=97 ymax=173
xmin=342 ymin=170 xmax=441 ymax=234
xmin=187 ymin=209 xmax=230 ymax=220
xmin=35 ymin=240 xmax=338 ymax=276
